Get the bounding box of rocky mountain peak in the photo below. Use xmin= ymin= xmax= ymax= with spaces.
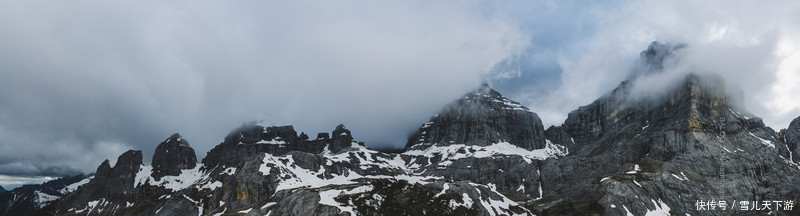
xmin=405 ymin=84 xmax=546 ymax=150
xmin=332 ymin=124 xmax=351 ymax=138
xmin=634 ymin=41 xmax=687 ymax=76
xmin=63 ymin=150 xmax=145 ymax=204
xmin=95 ymin=159 xmax=112 ymax=177
xmin=563 ymin=41 xmax=752 ymax=144
xmin=115 ymin=150 xmax=144 ymax=173
xmin=563 ymin=71 xmax=761 ymax=145
xmin=151 ymin=133 xmax=198 ymax=181
xmin=329 ymin=124 xmax=359 ymax=152
xmin=202 ymin=123 xmax=365 ymax=169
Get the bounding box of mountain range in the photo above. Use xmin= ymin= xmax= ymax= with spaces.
xmin=2 ymin=41 xmax=799 ymax=215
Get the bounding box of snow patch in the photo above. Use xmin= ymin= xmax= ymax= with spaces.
xmin=134 ymin=164 xmax=204 ymax=191
xmin=626 ymin=164 xmax=641 ymax=174
xmin=633 ymin=179 xmax=642 ymax=187
xmin=260 ymin=154 xmax=364 ymax=191
xmin=749 ymin=132 xmax=776 ymax=148
xmin=220 ymin=167 xmax=236 ymax=175
xmin=73 ymin=198 xmax=107 ymax=214
xmin=470 ymin=183 xmax=531 ymax=216
xmin=449 ymin=193 xmax=474 ymax=209
xmin=33 ymin=190 xmax=60 ymax=208
xmin=261 ymin=202 xmax=277 ymax=209
xmin=645 ymin=199 xmax=671 ymax=216
xmin=135 ymin=165 xmax=205 ymax=191
xmin=59 ymin=176 xmax=94 ymax=194
xmin=211 ymin=207 xmax=226 ymax=216
xmin=326 ymin=147 xmax=407 ymax=172
xmin=403 ymin=140 xmax=567 ymax=164
xmin=318 ymin=185 xmax=373 ymax=215
xmin=435 ymin=183 xmax=449 ymax=197
xmin=671 ymin=172 xmax=689 ymax=181
xmin=623 ymin=205 xmax=634 ymax=216
xmin=257 ymin=139 xmax=286 ymax=145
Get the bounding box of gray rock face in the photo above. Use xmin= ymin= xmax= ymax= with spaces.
xmin=406 ymin=84 xmax=546 ymax=150
xmin=68 ymin=150 xmax=144 ymax=204
xmin=536 ymin=75 xmax=800 ymax=214
xmin=151 ymin=133 xmax=197 ymax=180
xmin=264 ymin=180 xmax=530 ymax=216
xmin=202 ymin=123 xmax=363 ymax=169
xmin=784 ymin=117 xmax=800 ymax=163
xmin=544 ymin=125 xmax=576 ymax=148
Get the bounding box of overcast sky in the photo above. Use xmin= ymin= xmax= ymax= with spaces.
xmin=2 ymin=0 xmax=799 ymax=188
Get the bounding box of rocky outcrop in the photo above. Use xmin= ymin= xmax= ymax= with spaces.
xmin=406 ymin=84 xmax=546 ymax=150
xmin=784 ymin=116 xmax=800 ymax=163
xmin=151 ymin=133 xmax=197 ymax=180
xmin=544 ymin=125 xmax=576 ymax=148
xmin=331 ymin=124 xmax=356 ymax=152
xmin=69 ymin=150 xmax=144 ymax=204
xmin=202 ymin=123 xmax=364 ymax=169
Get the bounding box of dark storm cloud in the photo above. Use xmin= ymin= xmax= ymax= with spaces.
xmin=0 ymin=1 xmax=529 ymax=177
xmin=3 ymin=0 xmax=800 ymax=184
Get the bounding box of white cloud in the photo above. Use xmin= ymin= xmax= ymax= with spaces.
xmin=519 ymin=0 xmax=800 ymax=129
